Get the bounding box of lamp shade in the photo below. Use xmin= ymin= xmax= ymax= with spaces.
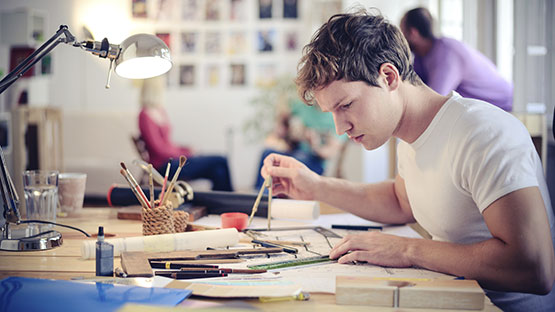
xmin=115 ymin=34 xmax=172 ymax=79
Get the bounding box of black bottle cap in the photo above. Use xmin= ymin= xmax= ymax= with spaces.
xmin=98 ymin=226 xmax=104 ymax=237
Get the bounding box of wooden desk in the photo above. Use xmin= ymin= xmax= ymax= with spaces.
xmin=0 ymin=208 xmax=500 ymax=311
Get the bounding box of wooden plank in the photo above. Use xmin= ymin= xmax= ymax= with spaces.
xmin=336 ymin=276 xmax=484 ymax=310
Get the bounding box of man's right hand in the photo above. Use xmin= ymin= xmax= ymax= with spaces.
xmin=260 ymin=153 xmax=322 ymax=200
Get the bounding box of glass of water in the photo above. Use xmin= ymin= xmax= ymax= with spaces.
xmin=23 ymin=170 xmax=59 ymax=234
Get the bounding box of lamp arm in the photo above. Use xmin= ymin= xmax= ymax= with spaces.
xmin=0 ymin=25 xmax=77 ymax=94
xmin=0 ymin=146 xmax=20 ymax=232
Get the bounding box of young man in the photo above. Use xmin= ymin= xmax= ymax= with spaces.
xmin=400 ymin=7 xmax=513 ymax=111
xmin=261 ymin=10 xmax=555 ymax=311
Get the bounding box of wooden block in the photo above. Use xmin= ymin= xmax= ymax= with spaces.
xmin=117 ymin=206 xmax=142 ymax=220
xmin=121 ymin=251 xmax=152 ymax=277
xmin=336 ymin=276 xmax=484 ymax=310
xmin=399 ymin=279 xmax=484 ymax=310
xmin=183 ymin=206 xmax=207 ymax=222
xmin=336 ymin=276 xmax=395 ymax=306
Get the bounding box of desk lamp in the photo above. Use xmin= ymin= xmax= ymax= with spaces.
xmin=0 ymin=25 xmax=172 ymax=251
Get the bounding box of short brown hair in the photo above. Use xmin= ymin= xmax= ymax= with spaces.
xmin=296 ymin=10 xmax=421 ymax=104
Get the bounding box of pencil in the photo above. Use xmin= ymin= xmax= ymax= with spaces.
xmin=331 ymin=224 xmax=383 ymax=231
xmin=155 ymin=271 xmax=227 ymax=279
xmin=179 ymin=268 xmax=267 ymax=274
xmin=162 ymin=155 xmax=187 ymax=206
xmin=252 ymin=239 xmax=298 ymax=254
xmin=150 ymin=262 xmax=219 ymax=269
xmin=148 ymin=164 xmax=154 ymax=210
xmin=158 ymin=161 xmax=171 ymax=207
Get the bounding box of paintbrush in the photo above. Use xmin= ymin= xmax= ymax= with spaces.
xmin=161 ymin=155 xmax=187 ymax=206
xmin=120 ymin=169 xmax=149 ymax=208
xmin=158 ymin=161 xmax=171 ymax=207
xmin=148 ymin=164 xmax=154 ymax=210
xmin=120 ymin=162 xmax=150 ymax=208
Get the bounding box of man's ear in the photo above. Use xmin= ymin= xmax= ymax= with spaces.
xmin=379 ymin=63 xmax=400 ymax=91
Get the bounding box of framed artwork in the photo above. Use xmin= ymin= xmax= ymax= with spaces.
xmin=230 ymin=0 xmax=247 ymax=21
xmin=156 ymin=32 xmax=172 ymax=51
xmin=230 ymin=63 xmax=246 ymax=86
xmin=228 ymin=31 xmax=247 ymax=55
xmin=132 ymin=0 xmax=147 ymax=18
xmin=205 ymin=64 xmax=221 ymax=87
xmin=255 ymin=63 xmax=276 ymax=87
xmin=181 ymin=0 xmax=199 ymax=20
xmin=10 ymin=47 xmax=35 ymax=78
xmin=258 ymin=0 xmax=272 ymax=19
xmin=205 ymin=0 xmax=221 ymax=21
xmin=179 ymin=65 xmax=196 ymax=86
xmin=257 ymin=30 xmax=275 ymax=53
xmin=181 ymin=32 xmax=198 ymax=53
xmin=284 ymin=31 xmax=298 ymax=51
xmin=205 ymin=32 xmax=222 ymax=54
xmin=283 ymin=0 xmax=298 ymax=19
xmin=154 ymin=0 xmax=175 ymax=20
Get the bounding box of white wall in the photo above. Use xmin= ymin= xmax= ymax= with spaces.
xmin=0 ymin=0 xmax=307 ymax=190
xmin=0 ymin=0 xmax=428 ymax=191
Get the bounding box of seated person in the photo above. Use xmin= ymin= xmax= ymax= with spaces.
xmin=139 ymin=77 xmax=233 ymax=191
xmin=400 ymin=7 xmax=513 ymax=111
xmin=255 ymin=98 xmax=343 ymax=189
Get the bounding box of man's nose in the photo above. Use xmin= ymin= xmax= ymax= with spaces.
xmin=333 ymin=114 xmax=351 ymax=136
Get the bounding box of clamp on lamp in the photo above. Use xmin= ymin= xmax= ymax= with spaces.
xmin=0 ymin=25 xmax=172 ymax=251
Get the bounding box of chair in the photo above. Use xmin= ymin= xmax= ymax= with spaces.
xmin=131 ymin=134 xmax=150 ymax=185
xmin=132 ymin=134 xmax=150 ymax=163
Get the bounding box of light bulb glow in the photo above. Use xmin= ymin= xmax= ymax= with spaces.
xmin=115 ymin=56 xmax=172 ymax=79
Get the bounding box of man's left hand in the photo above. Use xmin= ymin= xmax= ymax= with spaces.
xmin=329 ymin=232 xmax=413 ymax=268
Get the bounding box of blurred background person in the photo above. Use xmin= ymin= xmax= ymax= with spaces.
xmin=254 ymin=98 xmax=343 ymax=189
xmin=400 ymin=7 xmax=513 ymax=111
xmin=139 ymin=77 xmax=233 ymax=191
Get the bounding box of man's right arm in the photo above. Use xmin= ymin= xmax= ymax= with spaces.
xmin=316 ymin=175 xmax=415 ymax=224
xmin=263 ymin=153 xmax=415 ymax=224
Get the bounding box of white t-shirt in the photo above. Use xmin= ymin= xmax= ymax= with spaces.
xmin=397 ymin=92 xmax=555 ymax=311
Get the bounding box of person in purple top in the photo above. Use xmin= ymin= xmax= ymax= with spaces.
xmin=400 ymin=7 xmax=513 ymax=111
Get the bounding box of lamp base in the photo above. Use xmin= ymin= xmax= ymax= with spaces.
xmin=0 ymin=224 xmax=63 ymax=251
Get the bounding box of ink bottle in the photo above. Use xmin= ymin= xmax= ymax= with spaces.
xmin=95 ymin=226 xmax=114 ymax=276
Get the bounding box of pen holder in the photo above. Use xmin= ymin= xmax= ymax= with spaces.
xmin=142 ymin=200 xmax=175 ymax=236
xmin=173 ymin=210 xmax=189 ymax=233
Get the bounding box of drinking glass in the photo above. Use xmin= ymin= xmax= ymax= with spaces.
xmin=23 ymin=170 xmax=59 ymax=234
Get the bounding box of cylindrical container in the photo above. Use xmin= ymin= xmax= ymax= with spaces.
xmin=23 ymin=170 xmax=59 ymax=234
xmin=81 ymin=228 xmax=239 ymax=259
xmin=142 ymin=200 xmax=175 ymax=235
xmin=221 ymin=212 xmax=248 ymax=231
xmin=58 ymin=173 xmax=87 ymax=216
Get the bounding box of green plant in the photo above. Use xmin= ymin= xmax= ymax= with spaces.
xmin=243 ymin=75 xmax=299 ymax=143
